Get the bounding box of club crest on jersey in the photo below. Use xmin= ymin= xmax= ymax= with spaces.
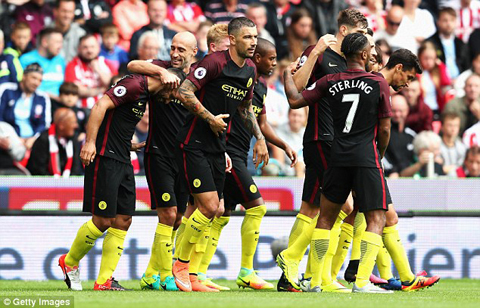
xmin=299 ymin=55 xmax=307 ymax=67
xmin=247 ymin=77 xmax=253 ymax=88
xmin=114 ymin=86 xmax=127 ymax=97
xmin=307 ymin=83 xmax=316 ymax=91
xmin=194 ymin=67 xmax=207 ymax=79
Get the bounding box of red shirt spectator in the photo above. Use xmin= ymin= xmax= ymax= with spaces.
xmin=14 ymin=0 xmax=53 ymax=45
xmin=166 ymin=0 xmax=206 ymax=33
xmin=456 ymin=0 xmax=480 ymax=43
xmin=112 ymin=0 xmax=149 ymax=51
xmin=402 ymin=79 xmax=434 ymax=133
xmin=456 ymin=146 xmax=480 ymax=177
xmin=359 ymin=0 xmax=386 ymax=33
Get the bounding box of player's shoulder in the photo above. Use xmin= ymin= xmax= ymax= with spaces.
xmin=366 ymin=71 xmax=389 ymax=88
xmin=257 ymin=76 xmax=267 ymax=87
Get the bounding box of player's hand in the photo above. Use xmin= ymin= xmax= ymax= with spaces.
xmin=209 ymin=114 xmax=229 ymax=137
xmin=80 ymin=141 xmax=97 ymax=166
xmin=161 ymin=70 xmax=181 ymax=89
xmin=225 ymin=152 xmax=232 ymax=173
xmin=313 ymin=34 xmax=337 ymax=55
xmin=131 ymin=141 xmax=146 ymax=151
xmin=284 ymin=146 xmax=298 ymax=167
xmin=289 ymin=58 xmax=300 ymax=75
xmin=253 ymin=139 xmax=269 ymax=169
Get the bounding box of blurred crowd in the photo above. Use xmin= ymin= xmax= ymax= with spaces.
xmin=0 ymin=0 xmax=479 ymax=179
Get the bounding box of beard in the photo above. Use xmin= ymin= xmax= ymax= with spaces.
xmin=79 ymin=53 xmax=95 ymax=63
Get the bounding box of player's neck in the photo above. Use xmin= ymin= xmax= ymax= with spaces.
xmin=378 ymin=68 xmax=393 ymax=84
xmin=347 ymin=62 xmax=365 ymax=71
xmin=229 ymin=49 xmax=247 ymax=67
xmin=331 ymin=34 xmax=344 ymax=56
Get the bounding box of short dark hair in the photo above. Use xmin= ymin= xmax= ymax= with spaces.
xmin=439 ymin=7 xmax=457 ymax=18
xmin=385 ymin=49 xmax=423 ymax=74
xmin=466 ymin=146 xmax=480 ymax=159
xmin=100 ymin=23 xmax=119 ymax=36
xmin=54 ymin=0 xmax=75 ymax=8
xmin=38 ymin=28 xmax=62 ymax=42
xmin=341 ymin=33 xmax=369 ymax=59
xmin=59 ymin=82 xmax=79 ymax=96
xmin=255 ymin=37 xmax=276 ymax=56
xmin=79 ymin=33 xmax=97 ymax=45
xmin=337 ymin=8 xmax=368 ymax=30
xmin=228 ymin=17 xmax=256 ymax=36
xmin=367 ymin=27 xmax=374 ymax=36
xmin=167 ymin=67 xmax=187 ymax=84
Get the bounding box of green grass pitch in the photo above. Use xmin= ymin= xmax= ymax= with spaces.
xmin=1 ymin=279 xmax=479 ymax=308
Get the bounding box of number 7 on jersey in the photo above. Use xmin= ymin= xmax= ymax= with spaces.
xmin=342 ymin=94 xmax=360 ymax=133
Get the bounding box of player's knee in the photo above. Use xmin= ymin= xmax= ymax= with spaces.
xmin=342 ymin=196 xmax=354 ymax=215
xmin=159 ymin=207 xmax=177 ymax=226
xmin=216 ymin=200 xmax=225 ymax=217
xmin=386 ymin=207 xmax=398 ymax=227
xmin=113 ymin=215 xmax=133 ymax=231
xmin=92 ymin=216 xmax=115 ymax=232
xmin=299 ymin=201 xmax=319 ymax=218
xmin=173 ymin=212 xmax=183 ymax=230
xmin=365 ymin=211 xmax=386 ymax=231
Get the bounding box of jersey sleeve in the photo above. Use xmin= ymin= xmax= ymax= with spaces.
xmin=301 ymin=76 xmax=328 ymax=105
xmin=187 ymin=53 xmax=222 ymax=90
xmin=378 ymin=78 xmax=393 ymax=118
xmin=149 ymin=59 xmax=171 ymax=69
xmin=105 ymin=75 xmax=144 ymax=107
xmin=244 ymin=65 xmax=257 ymax=102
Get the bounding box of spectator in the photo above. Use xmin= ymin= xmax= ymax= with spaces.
xmin=0 ymin=121 xmax=28 ymax=175
xmin=74 ymin=0 xmax=113 ymax=34
xmin=456 ymin=146 xmax=480 ymax=177
xmin=112 ymin=0 xmax=149 ymax=51
xmin=195 ymin=21 xmax=213 ymax=60
xmin=65 ymin=34 xmax=115 ymax=109
xmin=374 ymin=6 xmax=414 ymax=52
xmin=26 ymin=107 xmax=82 ymax=177
xmin=440 ymin=112 xmax=467 ymax=176
xmin=456 ymin=0 xmax=480 ymax=43
xmin=3 ymin=22 xmax=33 ymax=80
xmin=376 ymin=38 xmax=392 ymax=65
xmin=99 ymin=23 xmax=129 ymax=72
xmin=19 ymin=28 xmax=65 ymax=101
xmin=401 ymin=130 xmax=445 ymax=177
xmin=0 ymin=63 xmax=51 ymax=151
xmin=443 ymin=74 xmax=480 ymax=135
xmin=264 ymin=0 xmax=296 ymax=60
xmin=402 ymin=79 xmax=434 ymax=133
xmin=286 ymin=8 xmax=317 ymax=61
xmin=271 ymin=108 xmax=306 ymax=177
xmin=383 ymin=95 xmax=417 ymax=178
xmin=302 ymin=0 xmax=349 ymax=37
xmin=14 ymin=0 xmax=53 ymax=45
xmin=426 ymin=7 xmax=470 ymax=81
xmin=0 ymin=29 xmax=22 ymax=83
xmin=50 ymin=0 xmax=86 ymax=63
xmin=417 ymin=41 xmax=452 ymax=115
xmin=166 ymin=0 xmax=206 ymax=33
xmin=246 ymin=2 xmax=275 ymax=44
xmin=204 ymin=0 xmax=248 ymax=24
xmin=359 ymin=0 xmax=386 ymax=32
xmin=397 ymin=0 xmax=436 ymax=53
xmin=463 ymin=120 xmax=480 ymax=148
xmin=454 ymin=52 xmax=480 ymax=98
xmin=129 ymin=0 xmax=176 ymax=61
xmin=52 ymin=82 xmax=88 ymax=141
xmin=137 ymin=31 xmax=160 ymax=60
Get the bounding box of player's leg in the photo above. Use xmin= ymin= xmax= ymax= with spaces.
xmin=331 ymin=206 xmax=357 ymax=282
xmin=95 ymin=161 xmax=137 ymax=291
xmin=60 ymin=156 xmax=119 ymax=291
xmin=174 ymin=198 xmax=195 ymax=259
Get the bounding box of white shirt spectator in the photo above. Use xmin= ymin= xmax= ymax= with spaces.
xmin=396 ymin=8 xmax=436 ymax=53
xmin=463 ymin=121 xmax=480 ymax=148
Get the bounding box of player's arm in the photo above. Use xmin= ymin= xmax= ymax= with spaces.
xmin=258 ymin=113 xmax=297 ymax=167
xmin=238 ymin=99 xmax=269 ymax=168
xmin=80 ymin=95 xmax=115 ymax=166
xmin=284 ymin=66 xmax=309 ymax=109
xmin=292 ymin=34 xmax=337 ymax=91
xmin=176 ymin=79 xmax=228 ymax=136
xmin=127 ymin=60 xmax=180 ymax=88
xmin=377 ymin=117 xmax=391 ymax=159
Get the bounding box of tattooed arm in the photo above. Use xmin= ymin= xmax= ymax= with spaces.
xmin=238 ymin=99 xmax=269 ymax=168
xmin=175 ymin=79 xmax=229 ymax=136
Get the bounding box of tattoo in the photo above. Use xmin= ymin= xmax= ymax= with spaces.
xmin=238 ymin=99 xmax=264 ymax=140
xmin=177 ymin=80 xmax=215 ymax=124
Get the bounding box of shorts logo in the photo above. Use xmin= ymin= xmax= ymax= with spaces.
xmin=307 ymin=83 xmax=316 ymax=91
xmin=194 ymin=67 xmax=207 ymax=79
xmin=162 ymin=193 xmax=171 ymax=202
xmin=114 ymin=86 xmax=127 ymax=97
xmin=247 ymin=77 xmax=253 ymax=88
xmin=98 ymin=201 xmax=107 ymax=210
xmin=250 ymin=184 xmax=257 ymax=193
xmin=193 ymin=179 xmax=201 ymax=188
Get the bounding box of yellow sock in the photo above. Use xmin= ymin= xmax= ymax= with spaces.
xmin=321 ymin=211 xmax=346 ymax=286
xmin=199 ymin=216 xmax=230 ymax=274
xmin=355 ymin=231 xmax=382 ymax=288
xmin=145 ymin=223 xmax=173 ymax=279
xmin=173 ymin=216 xmax=188 ymax=259
xmin=288 ymin=214 xmax=312 ymax=246
xmin=376 ymin=243 xmax=393 ymax=280
xmin=97 ymin=228 xmax=127 ymax=285
xmin=383 ymin=225 xmax=415 ymax=282
xmin=284 ymin=215 xmax=317 ymax=262
xmin=309 ymin=228 xmax=330 ymax=288
xmin=65 ymin=219 xmax=104 ymax=267
xmin=189 ymin=223 xmax=211 ymax=274
xmin=178 ymin=209 xmax=211 ymax=262
xmin=351 ymin=213 xmax=366 ymax=260
xmin=302 ymin=216 xmax=318 ymax=279
xmin=241 ymin=205 xmax=267 ymax=269
xmin=331 ymin=222 xmax=353 ymax=279
xmin=171 ymin=229 xmax=177 ymax=244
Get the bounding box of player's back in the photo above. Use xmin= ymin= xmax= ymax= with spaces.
xmin=324 ymin=70 xmax=392 ymax=167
